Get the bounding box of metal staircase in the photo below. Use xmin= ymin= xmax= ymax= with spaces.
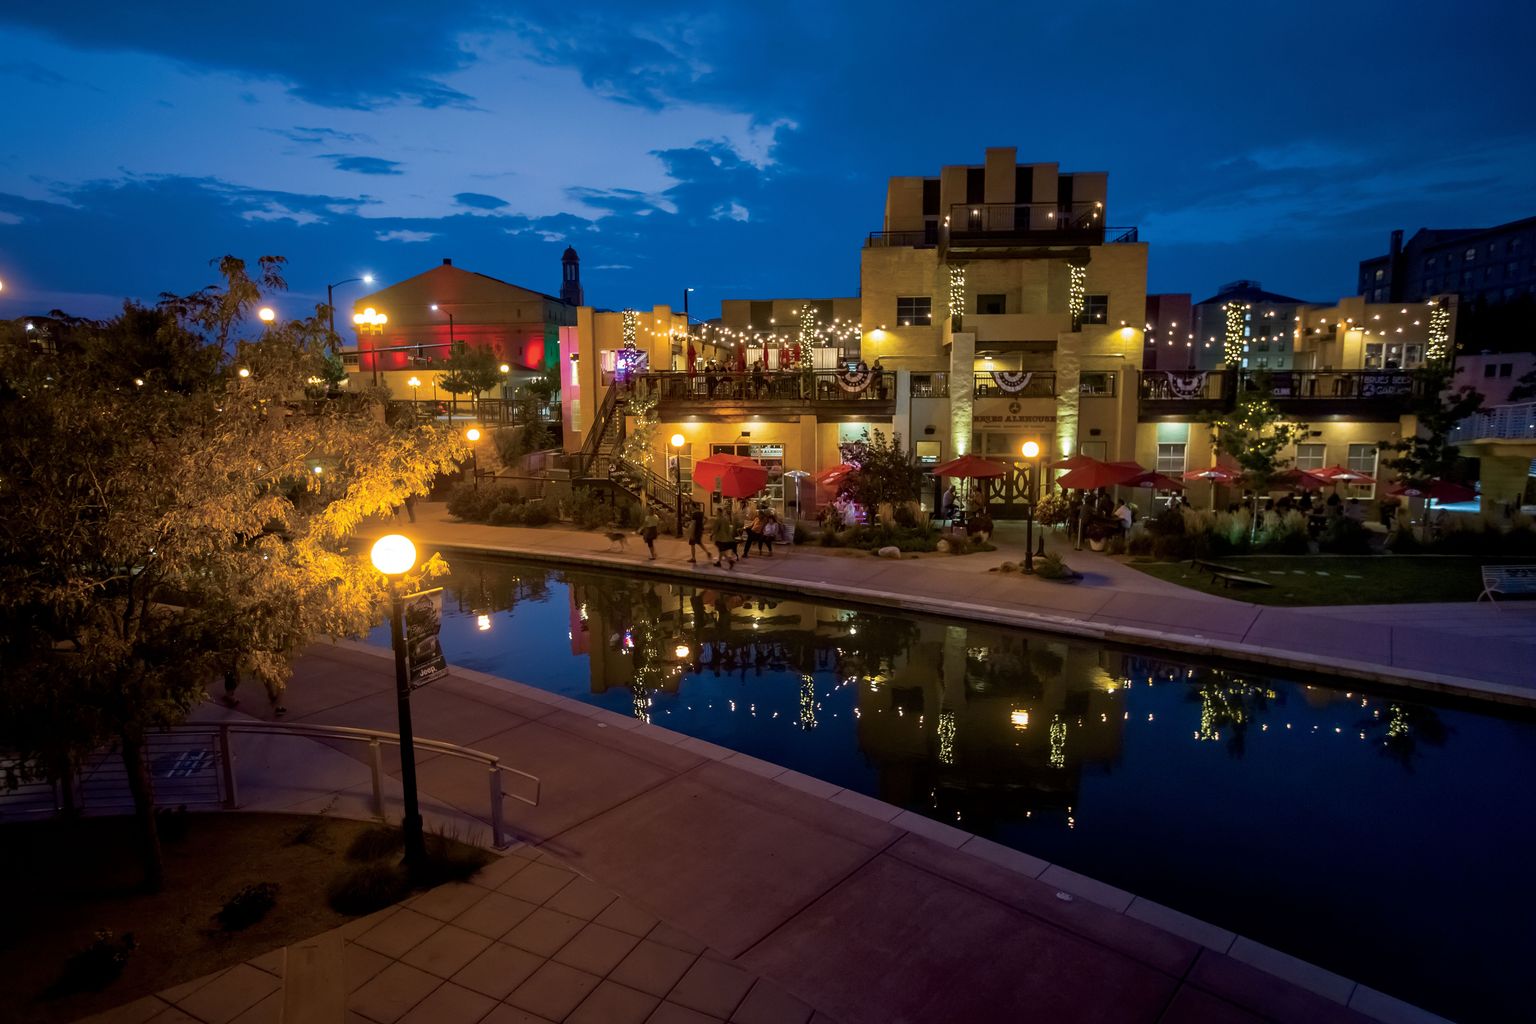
xmin=571 ymin=386 xmax=684 ymax=530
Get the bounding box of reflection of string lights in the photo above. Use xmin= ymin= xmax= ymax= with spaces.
xmin=1049 ymin=716 xmax=1067 ymax=768
xmin=937 ymin=710 xmax=956 ymax=766
xmin=799 ymin=673 xmax=818 ymax=730
xmin=476 ymin=613 xmax=491 ymax=632
xmin=1010 ymin=709 xmax=1029 ymax=730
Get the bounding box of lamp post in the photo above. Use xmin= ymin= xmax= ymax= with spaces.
xmin=670 ymin=433 xmax=686 ymax=535
xmin=1021 ymin=440 xmax=1040 ymax=574
xmin=431 ymin=304 xmax=456 ymax=352
xmin=407 ymin=375 xmax=421 ymax=407
xmin=683 ymin=287 xmax=693 ymax=321
xmin=354 ymin=308 xmax=389 ymax=385
xmin=327 ymin=274 xmax=374 ymax=339
xmin=465 ymin=426 xmax=482 ymax=490
xmin=370 ymin=534 xmax=427 ymax=874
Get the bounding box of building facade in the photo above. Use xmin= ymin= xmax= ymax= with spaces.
xmin=1143 ymin=293 xmax=1194 ymax=370
xmin=1190 ymin=281 xmax=1313 ymax=372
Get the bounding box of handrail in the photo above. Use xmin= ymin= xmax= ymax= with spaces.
xmin=574 ymin=385 xmax=622 ymax=478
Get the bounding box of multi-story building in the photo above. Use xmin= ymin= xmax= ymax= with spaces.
xmin=347 ymin=254 xmax=579 ymax=401
xmin=1190 ymin=281 xmax=1313 ymax=372
xmin=1143 ymin=294 xmax=1194 ymax=370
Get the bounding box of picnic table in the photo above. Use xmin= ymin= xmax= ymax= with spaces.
xmin=1188 ymin=558 xmax=1273 ymax=589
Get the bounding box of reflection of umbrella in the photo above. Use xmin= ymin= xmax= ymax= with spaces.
xmin=1057 ymin=460 xmax=1144 ymax=491
xmin=1123 ymin=471 xmax=1184 ymax=491
xmin=1389 ymin=479 xmax=1477 ymax=503
xmin=693 ymin=453 xmax=767 ymax=499
xmin=1315 ymin=465 xmax=1375 ymax=484
xmin=1183 ymin=465 xmax=1239 ymax=483
xmin=932 ymin=454 xmax=1009 ymax=479
xmin=1269 ymin=468 xmax=1329 ymax=491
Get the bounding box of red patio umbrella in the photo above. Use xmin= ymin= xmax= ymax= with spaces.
xmin=686 ymin=339 xmax=697 ymax=373
xmin=1049 ymin=453 xmax=1103 ymax=472
xmin=813 ymin=462 xmax=857 ymax=486
xmin=1388 ymin=479 xmax=1478 ymax=504
xmin=932 ymin=454 xmax=1009 ymax=479
xmin=1269 ymin=468 xmax=1329 ymax=491
xmin=1183 ymin=465 xmax=1239 ymax=483
xmin=1123 ymin=471 xmax=1185 ymax=491
xmin=1057 ymin=460 xmax=1145 ymax=491
xmin=1314 ymin=465 xmax=1375 ymax=485
xmin=693 ymin=453 xmax=768 ymax=499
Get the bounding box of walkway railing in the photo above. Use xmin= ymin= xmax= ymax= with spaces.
xmin=0 ymin=722 xmax=540 ymax=849
xmin=1450 ymin=402 xmax=1536 ymax=442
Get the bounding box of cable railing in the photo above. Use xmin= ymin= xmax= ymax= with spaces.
xmin=0 ymin=721 xmax=540 ymax=849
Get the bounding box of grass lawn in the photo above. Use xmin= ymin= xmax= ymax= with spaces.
xmin=1125 ymin=554 xmax=1536 ymax=606
xmin=0 ymin=812 xmax=472 ymax=1024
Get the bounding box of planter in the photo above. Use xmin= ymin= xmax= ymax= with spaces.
xmin=1087 ymin=537 xmax=1107 ymax=552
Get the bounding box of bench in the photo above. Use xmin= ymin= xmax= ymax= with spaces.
xmin=1477 ymin=565 xmax=1536 ymax=603
xmin=1211 ymin=572 xmax=1274 ymax=590
xmin=1189 ymin=559 xmax=1243 ymax=576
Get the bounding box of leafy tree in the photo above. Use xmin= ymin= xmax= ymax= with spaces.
xmin=0 ymin=257 xmax=463 ymax=890
xmin=1201 ymin=375 xmax=1306 ymax=539
xmin=1378 ymin=365 xmax=1484 ymax=483
xmin=437 ymin=346 xmax=503 ymax=414
xmin=837 ymin=429 xmax=919 ymax=519
xmin=1506 ymin=365 xmax=1535 ymax=404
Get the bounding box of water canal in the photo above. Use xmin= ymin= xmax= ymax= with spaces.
xmin=370 ymin=556 xmax=1536 ymax=1023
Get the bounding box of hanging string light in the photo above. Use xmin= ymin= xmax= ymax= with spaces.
xmin=1223 ymin=301 xmax=1247 ymax=366
xmin=1427 ymin=302 xmax=1451 ymax=362
xmin=797 ymin=304 xmax=820 ymax=367
xmin=947 ymin=264 xmax=966 ymax=325
xmin=1068 ymin=265 xmax=1086 ymax=327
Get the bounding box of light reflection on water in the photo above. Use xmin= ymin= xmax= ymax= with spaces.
xmin=370 ymin=558 xmax=1536 ymax=1024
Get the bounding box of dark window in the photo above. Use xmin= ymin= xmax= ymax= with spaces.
xmin=976 ymin=294 xmax=1006 ymax=315
xmin=1484 ymin=364 xmax=1497 ymax=378
xmin=749 ymin=301 xmax=773 ymax=328
xmin=1426 ymin=256 xmax=1437 ymax=269
xmin=1014 ymin=166 xmax=1033 ymax=203
xmin=1511 ymin=237 xmax=1523 ymax=253
xmin=966 ymin=168 xmax=985 ymax=204
xmin=1509 ymin=262 xmax=1520 ymax=277
xmin=896 ymin=296 xmax=932 ymax=326
xmin=922 ymin=178 xmax=940 ymax=216
xmin=1057 ymin=174 xmax=1074 ymax=206
xmin=1500 ymin=363 xmax=1514 ymax=377
xmin=1082 ymin=294 xmax=1109 ymax=323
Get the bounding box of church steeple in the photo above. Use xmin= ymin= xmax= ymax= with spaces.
xmin=559 ymin=246 xmax=583 ymax=306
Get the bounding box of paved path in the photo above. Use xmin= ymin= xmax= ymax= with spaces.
xmin=376 ymin=504 xmax=1536 ymax=705
xmin=84 ymin=642 xmax=1457 ymax=1024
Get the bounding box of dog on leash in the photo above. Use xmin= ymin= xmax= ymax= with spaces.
xmin=603 ymin=531 xmax=629 ymax=552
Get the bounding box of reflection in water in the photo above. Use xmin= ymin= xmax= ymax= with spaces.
xmin=425 ymin=559 xmax=1536 ymax=1024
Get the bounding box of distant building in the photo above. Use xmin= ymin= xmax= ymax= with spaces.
xmin=1143 ymin=294 xmax=1193 ymax=370
xmin=1358 ymin=218 xmax=1536 ymax=352
xmin=1191 ymin=280 xmax=1313 ymax=371
xmin=559 ymin=246 xmax=584 ymax=307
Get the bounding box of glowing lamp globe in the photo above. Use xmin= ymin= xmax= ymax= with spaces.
xmin=407 ymin=376 xmax=421 ymax=388
xmin=237 ymin=367 xmax=250 ymax=378
xmin=499 ymin=363 xmax=510 ymax=373
xmin=1021 ymin=440 xmax=1041 ymax=459
xmin=370 ymin=534 xmax=417 ymax=576
xmin=674 ymin=644 xmax=691 ymax=659
xmin=670 ymin=433 xmax=685 ymax=448
xmin=353 ymin=313 xmax=365 ymax=325
xmin=465 ymin=427 xmax=482 ymax=442
xmin=258 ymin=307 xmax=276 ymax=323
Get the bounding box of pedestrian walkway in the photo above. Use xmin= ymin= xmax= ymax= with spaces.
xmin=81 ymin=641 xmax=1453 ymax=1024
xmin=374 ymin=504 xmax=1536 ymax=704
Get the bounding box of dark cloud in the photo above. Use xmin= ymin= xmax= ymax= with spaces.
xmin=324 ymin=155 xmax=404 ymax=176
xmin=455 ymin=192 xmax=510 ymax=210
xmin=0 ymin=3 xmax=497 ymax=108
xmin=268 ymin=126 xmax=372 ymax=146
xmin=0 ymin=59 xmax=100 ymax=91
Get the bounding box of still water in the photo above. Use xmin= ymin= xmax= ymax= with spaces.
xmin=372 ymin=557 xmax=1536 ymax=1023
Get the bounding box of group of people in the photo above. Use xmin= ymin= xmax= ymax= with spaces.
xmin=638 ymin=500 xmax=787 ymax=567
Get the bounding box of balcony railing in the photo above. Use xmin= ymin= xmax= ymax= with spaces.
xmin=1450 ymin=402 xmax=1536 ymax=442
xmin=1138 ymin=370 xmax=1428 ymax=409
xmin=974 ymin=370 xmax=1056 ymax=398
xmin=910 ymin=372 xmax=950 ymax=398
xmin=866 ymin=230 xmax=934 ymax=248
xmin=867 ymin=218 xmax=1138 ymax=249
xmin=632 ymin=370 xmax=897 ymax=405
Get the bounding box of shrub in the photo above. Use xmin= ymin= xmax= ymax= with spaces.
xmin=1035 ymin=552 xmax=1078 ymax=580
xmin=1319 ymin=515 xmax=1371 ymax=554
xmin=793 ymin=523 xmax=811 ymax=545
xmin=892 ymin=503 xmax=917 ymax=528
xmin=420 ymin=828 xmax=494 ymax=885
xmin=519 ymin=500 xmax=552 ymax=527
xmin=1105 ymin=535 xmax=1128 ymax=555
xmin=1034 ymin=492 xmax=1068 ymax=527
xmin=54 ymin=930 xmax=136 ymax=994
xmin=1257 ymin=510 xmax=1310 ymax=554
xmin=564 ymin=489 xmax=613 ymax=529
xmin=447 ymin=482 xmax=522 ymax=522
xmin=217 ymin=882 xmax=279 ymax=931
xmin=1151 ymin=534 xmax=1185 ymax=560
xmin=487 ymin=502 xmax=522 ymax=526
xmin=347 ymin=825 xmax=405 ymax=862
xmin=328 ymin=862 xmax=411 ymax=916
xmin=1146 ymin=505 xmax=1186 ymax=538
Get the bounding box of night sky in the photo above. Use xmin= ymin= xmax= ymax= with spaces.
xmin=2 ymin=1 xmax=1534 ymax=322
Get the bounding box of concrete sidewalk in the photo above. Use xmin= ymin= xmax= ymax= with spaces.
xmin=97 ymin=641 xmax=1457 ymax=1024
xmin=377 ymin=503 xmax=1536 ymax=704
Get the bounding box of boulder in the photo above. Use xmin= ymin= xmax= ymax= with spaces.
xmin=876 ymin=545 xmax=902 ymax=559
xmin=935 ymin=538 xmax=951 ymax=553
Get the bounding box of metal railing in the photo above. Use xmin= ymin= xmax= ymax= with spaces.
xmin=865 ymin=230 xmax=933 ymax=248
xmin=1137 ymin=369 xmax=1428 ymax=404
xmin=910 ymin=372 xmax=950 ymax=398
xmin=632 ymin=370 xmax=897 ymax=404
xmin=1450 ymin=402 xmax=1536 ymax=442
xmin=0 ymin=722 xmax=540 ymax=849
xmin=973 ymin=370 xmax=1056 ymax=398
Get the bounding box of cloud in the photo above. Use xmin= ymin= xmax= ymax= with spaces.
xmin=376 ymin=229 xmax=436 ymax=243
xmin=325 ymin=154 xmax=404 ymax=176
xmin=592 ymin=264 xmax=632 ymax=270
xmin=267 ymin=126 xmax=372 ymax=146
xmin=712 ymin=201 xmax=749 ymax=222
xmin=455 ymin=192 xmax=510 ymax=210
xmin=0 ymin=58 xmax=100 ymax=91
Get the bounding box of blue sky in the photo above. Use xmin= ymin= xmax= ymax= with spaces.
xmin=2 ymin=1 xmax=1534 ymax=321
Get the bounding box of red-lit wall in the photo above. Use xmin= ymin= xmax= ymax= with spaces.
xmin=358 ymin=322 xmax=549 ymax=371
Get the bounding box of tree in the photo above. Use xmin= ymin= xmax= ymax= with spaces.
xmin=837 ymin=429 xmax=919 ymax=519
xmin=0 ymin=257 xmax=463 ymax=890
xmin=1201 ymin=374 xmax=1306 ymax=538
xmin=1506 ymin=366 xmax=1536 ymax=404
xmin=1378 ymin=365 xmax=1484 ymax=484
xmin=437 ymin=346 xmax=503 ymax=414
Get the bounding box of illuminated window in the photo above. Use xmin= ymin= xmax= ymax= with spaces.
xmin=1347 ymin=443 xmax=1378 ymax=498
xmin=1295 ymin=443 xmax=1325 ymax=470
xmin=1156 ymin=443 xmax=1186 ymax=475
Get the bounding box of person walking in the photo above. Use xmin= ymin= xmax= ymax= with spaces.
xmin=639 ymin=509 xmax=661 ymax=560
xmin=742 ymin=508 xmax=765 ymax=559
xmin=686 ymin=505 xmax=709 ymax=563
xmin=711 ymin=507 xmax=739 ymax=569
xmin=754 ymin=509 xmax=776 ymax=557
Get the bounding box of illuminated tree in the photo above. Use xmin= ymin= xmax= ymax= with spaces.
xmin=1201 ymin=374 xmax=1306 ymax=539
xmin=0 ymin=256 xmax=462 ymax=889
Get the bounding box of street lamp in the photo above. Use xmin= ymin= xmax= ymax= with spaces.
xmin=407 ymin=375 xmax=422 ymax=408
xmin=683 ymin=287 xmax=694 ymax=321
xmin=670 ymin=433 xmax=686 ymax=535
xmin=354 ymin=307 xmax=389 ymax=385
xmin=370 ymin=534 xmax=427 ymax=874
xmin=1021 ymin=440 xmax=1041 ymax=574
xmin=327 ymin=274 xmax=374 ymax=338
xmin=430 ymin=304 xmax=456 ymax=352
xmin=465 ymin=426 xmax=482 ymax=490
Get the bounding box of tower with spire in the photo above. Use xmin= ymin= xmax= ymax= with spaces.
xmin=560 ymin=246 xmax=584 ymax=307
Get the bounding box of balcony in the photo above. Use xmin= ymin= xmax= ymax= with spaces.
xmin=967 ymin=311 xmax=1073 ymax=342
xmin=974 ymin=370 xmax=1055 ymax=399
xmin=632 ymin=370 xmax=896 ymax=419
xmin=868 ymin=210 xmax=1137 ymax=252
xmin=1450 ymin=403 xmax=1536 ymax=443
xmin=1138 ymin=369 xmax=1428 ymax=418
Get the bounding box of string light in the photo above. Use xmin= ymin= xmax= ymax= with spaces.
xmin=947 ymin=264 xmax=966 ymax=324
xmin=1427 ymin=302 xmax=1451 ymax=362
xmin=1223 ymin=301 xmax=1247 ymax=366
xmin=1068 ymin=265 xmax=1086 ymax=326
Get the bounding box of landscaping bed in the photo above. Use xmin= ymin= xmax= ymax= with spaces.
xmin=1127 ymin=554 xmax=1536 ymax=606
xmin=0 ymin=812 xmax=488 ymax=1024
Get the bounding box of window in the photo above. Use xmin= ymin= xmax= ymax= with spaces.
xmin=1347 ymin=443 xmax=1378 ymax=497
xmin=1082 ymin=294 xmax=1108 ymax=323
xmin=1364 ymin=342 xmax=1384 ymax=368
xmin=896 ymin=296 xmax=932 ymax=326
xmin=1500 ymin=363 xmax=1514 ymax=378
xmin=1512 ymin=238 xmax=1524 ymax=254
xmin=1465 ymin=247 xmax=1477 ymax=262
xmin=915 ymin=440 xmax=942 ymax=465
xmin=1079 ymin=371 xmax=1114 ymax=396
xmin=1374 ymin=268 xmax=1385 ymax=281
xmin=1255 ymin=357 xmax=1268 ymax=368
xmin=1425 ymin=256 xmax=1437 ymax=269
xmin=1156 ymin=443 xmax=1186 ymax=475
xmin=1295 ymin=444 xmax=1325 ymax=471
xmin=976 ymin=294 xmax=1006 ymax=315
xmin=1485 ymin=363 xmax=1498 ymax=378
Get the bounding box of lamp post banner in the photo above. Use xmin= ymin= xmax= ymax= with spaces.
xmin=402 ymin=588 xmax=448 ymax=689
